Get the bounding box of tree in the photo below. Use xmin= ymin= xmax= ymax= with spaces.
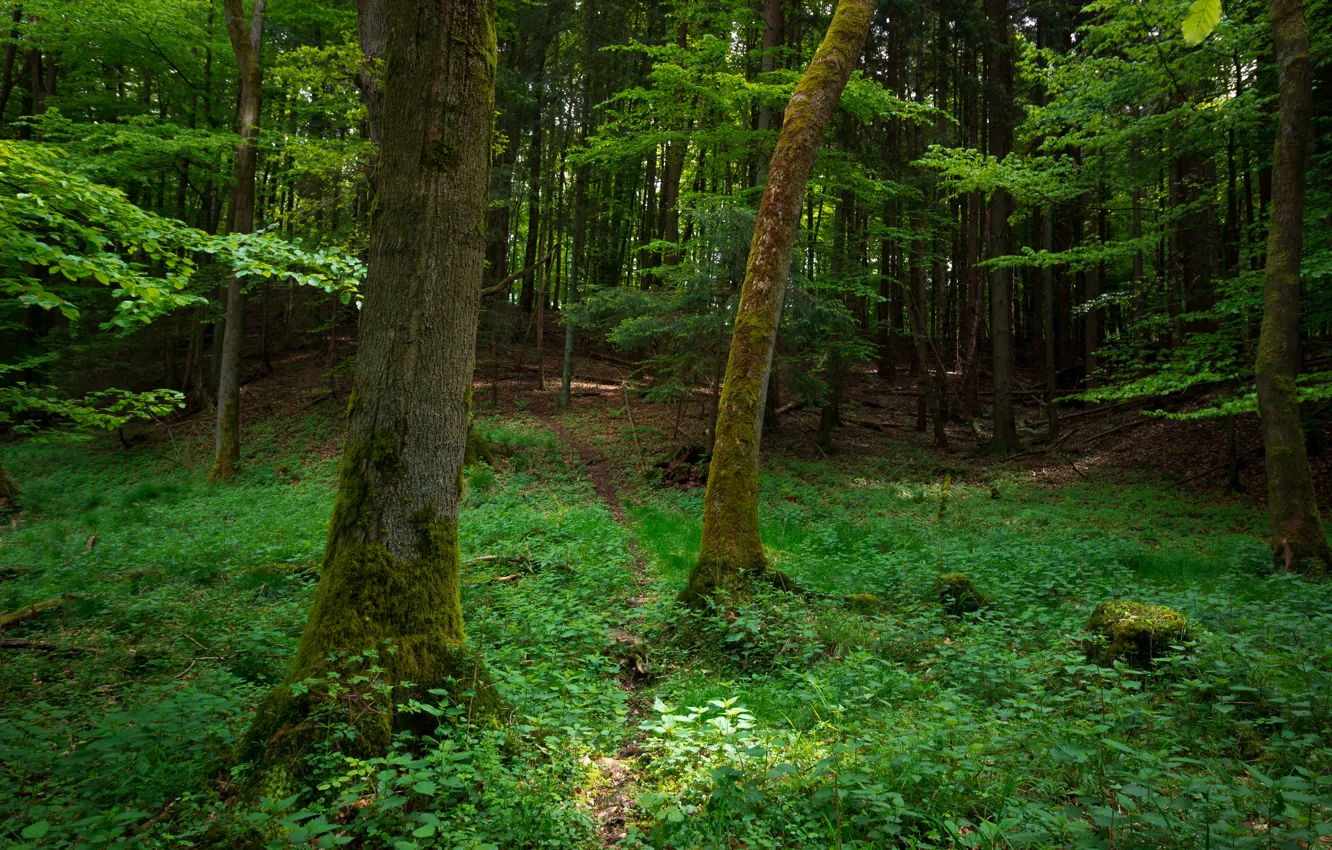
xmin=209 ymin=0 xmax=266 ymax=483
xmin=239 ymin=0 xmax=502 ymax=782
xmin=984 ymin=0 xmax=1018 ymax=455
xmin=680 ymin=0 xmax=875 ymax=603
xmin=1254 ymin=0 xmax=1329 ymax=574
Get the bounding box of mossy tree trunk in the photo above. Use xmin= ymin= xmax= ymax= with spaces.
xmin=209 ymin=0 xmax=265 ymax=483
xmin=241 ymin=0 xmax=501 ymax=780
xmin=1255 ymin=0 xmax=1330 ymax=575
xmin=680 ymin=0 xmax=874 ymax=603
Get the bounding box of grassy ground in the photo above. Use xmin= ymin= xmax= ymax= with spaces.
xmin=1 ymin=410 xmax=1330 ymax=849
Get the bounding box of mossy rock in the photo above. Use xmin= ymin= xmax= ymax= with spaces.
xmin=1085 ymin=600 xmax=1189 ymax=667
xmin=936 ymin=573 xmax=988 ymax=615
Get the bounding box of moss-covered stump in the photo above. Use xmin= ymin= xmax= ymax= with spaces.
xmin=464 ymin=425 xmax=497 ymax=467
xmin=936 ymin=573 xmax=988 ymax=615
xmin=1085 ymin=600 xmax=1189 ymax=667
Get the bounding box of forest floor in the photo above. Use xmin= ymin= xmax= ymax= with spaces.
xmin=2 ymin=346 xmax=1331 ymax=849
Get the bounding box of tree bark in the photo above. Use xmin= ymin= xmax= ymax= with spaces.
xmin=208 ymin=0 xmax=265 ymax=483
xmin=1255 ymin=0 xmax=1330 ymax=574
xmin=1042 ymin=207 xmax=1058 ymax=444
xmin=0 ymin=8 xmax=22 ymax=125
xmin=518 ymin=68 xmax=544 ymax=314
xmin=241 ymin=0 xmax=502 ymax=781
xmin=681 ymin=0 xmax=874 ymax=603
xmin=985 ymin=0 xmax=1019 ymax=454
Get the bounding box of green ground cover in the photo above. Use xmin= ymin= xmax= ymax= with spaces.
xmin=1 ymin=416 xmax=1329 ymax=849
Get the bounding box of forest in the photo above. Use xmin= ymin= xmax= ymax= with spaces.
xmin=1 ymin=0 xmax=1330 ymax=843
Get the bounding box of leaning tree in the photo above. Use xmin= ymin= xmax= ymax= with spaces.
xmin=681 ymin=0 xmax=876 ymax=602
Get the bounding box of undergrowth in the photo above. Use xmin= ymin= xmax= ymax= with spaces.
xmin=0 ymin=417 xmax=1329 ymax=849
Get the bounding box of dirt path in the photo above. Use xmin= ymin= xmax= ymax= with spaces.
xmin=546 ymin=417 xmax=653 ymax=846
xmin=547 ymin=418 xmax=650 ymax=587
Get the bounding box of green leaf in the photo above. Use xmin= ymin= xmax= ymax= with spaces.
xmin=22 ymin=821 xmax=50 ymax=839
xmin=1182 ymin=0 xmax=1221 ymax=45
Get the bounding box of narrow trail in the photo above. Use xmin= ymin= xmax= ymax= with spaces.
xmin=545 ymin=417 xmax=654 ymax=846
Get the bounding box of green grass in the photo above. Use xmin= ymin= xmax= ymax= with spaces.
xmin=1 ymin=423 xmax=1330 ymax=849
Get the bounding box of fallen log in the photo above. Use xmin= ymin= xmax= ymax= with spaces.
xmin=0 ymin=639 xmax=101 ymax=654
xmin=0 ymin=596 xmax=67 ymax=633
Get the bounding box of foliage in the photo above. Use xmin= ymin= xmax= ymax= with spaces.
xmin=7 ymin=415 xmax=1327 ymax=847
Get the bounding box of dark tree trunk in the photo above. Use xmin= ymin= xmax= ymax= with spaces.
xmin=209 ymin=0 xmax=265 ymax=483
xmin=518 ymin=71 xmax=544 ymax=314
xmin=985 ymin=0 xmax=1019 ymax=454
xmin=1255 ymin=0 xmax=1330 ymax=574
xmin=0 ymin=8 xmax=23 ymax=125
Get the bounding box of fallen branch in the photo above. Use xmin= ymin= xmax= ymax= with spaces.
xmin=1018 ymin=399 xmax=1142 ymax=429
xmin=844 ymin=415 xmax=891 ymax=433
xmin=0 ymin=596 xmax=68 ymax=633
xmin=1078 ymin=417 xmax=1153 ymax=449
xmin=0 ymin=638 xmax=101 ymax=654
xmin=480 ymin=252 xmax=553 ymax=298
xmin=465 ymin=554 xmax=532 ymax=567
xmin=623 ymin=385 xmax=648 ymax=473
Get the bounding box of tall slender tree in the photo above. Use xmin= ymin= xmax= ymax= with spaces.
xmin=681 ymin=0 xmax=876 ymax=603
xmin=209 ymin=0 xmax=265 ymax=482
xmin=1254 ymin=0 xmax=1330 ymax=574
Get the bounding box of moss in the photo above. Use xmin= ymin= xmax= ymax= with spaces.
xmin=936 ymin=572 xmax=987 ymax=615
xmin=465 ymin=425 xmax=496 ymax=467
xmin=238 ymin=449 xmax=504 ymax=793
xmin=209 ymin=391 xmax=241 ymax=483
xmin=422 ymin=138 xmax=460 ymax=171
xmin=843 ymin=593 xmax=882 ymax=614
xmin=1085 ymin=600 xmax=1189 ymax=668
xmin=679 ymin=0 xmax=873 ymax=607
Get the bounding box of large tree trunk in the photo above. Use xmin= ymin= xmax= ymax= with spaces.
xmin=680 ymin=0 xmax=874 ymax=603
xmin=240 ymin=0 xmax=501 ymax=781
xmin=1255 ymin=0 xmax=1330 ymax=575
xmin=208 ymin=0 xmax=265 ymax=483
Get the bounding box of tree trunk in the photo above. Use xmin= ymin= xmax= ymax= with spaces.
xmin=1255 ymin=0 xmax=1330 ymax=575
xmin=208 ymin=0 xmax=265 ymax=483
xmin=241 ymin=0 xmax=502 ymax=781
xmin=985 ymin=0 xmax=1019 ymax=454
xmin=0 ymin=8 xmax=22 ymax=125
xmin=681 ymin=0 xmax=874 ymax=603
xmin=518 ymin=72 xmax=544 ymax=314
xmin=1042 ymin=207 xmax=1059 ymax=444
